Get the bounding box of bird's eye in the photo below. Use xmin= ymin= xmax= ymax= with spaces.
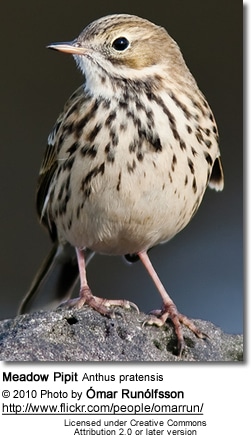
xmin=112 ymin=37 xmax=130 ymax=51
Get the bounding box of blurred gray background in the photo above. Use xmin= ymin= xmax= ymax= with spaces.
xmin=0 ymin=1 xmax=242 ymax=334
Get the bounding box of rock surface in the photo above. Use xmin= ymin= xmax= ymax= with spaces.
xmin=0 ymin=308 xmax=243 ymax=362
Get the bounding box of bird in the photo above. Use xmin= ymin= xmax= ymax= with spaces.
xmin=19 ymin=14 xmax=224 ymax=354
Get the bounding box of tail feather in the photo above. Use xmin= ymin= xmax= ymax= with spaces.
xmin=18 ymin=244 xmax=94 ymax=314
xmin=208 ymin=156 xmax=224 ymax=191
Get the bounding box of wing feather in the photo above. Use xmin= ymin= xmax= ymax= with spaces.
xmin=36 ymin=86 xmax=85 ymax=240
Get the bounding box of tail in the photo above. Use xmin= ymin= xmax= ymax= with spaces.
xmin=208 ymin=156 xmax=224 ymax=191
xmin=18 ymin=243 xmax=95 ymax=314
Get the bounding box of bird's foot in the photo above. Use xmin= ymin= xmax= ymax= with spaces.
xmin=145 ymin=302 xmax=208 ymax=356
xmin=59 ymin=285 xmax=139 ymax=316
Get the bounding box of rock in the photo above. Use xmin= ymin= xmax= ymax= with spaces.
xmin=0 ymin=308 xmax=243 ymax=362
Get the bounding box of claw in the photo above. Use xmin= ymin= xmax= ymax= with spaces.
xmin=143 ymin=305 xmax=208 ymax=356
xmin=59 ymin=284 xmax=138 ymax=317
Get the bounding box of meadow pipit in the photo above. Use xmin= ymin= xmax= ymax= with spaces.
xmin=19 ymin=14 xmax=224 ymax=354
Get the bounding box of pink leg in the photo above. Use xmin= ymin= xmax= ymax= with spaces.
xmin=138 ymin=251 xmax=207 ymax=355
xmin=60 ymin=248 xmax=138 ymax=314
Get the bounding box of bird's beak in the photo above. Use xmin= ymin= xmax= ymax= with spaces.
xmin=47 ymin=40 xmax=85 ymax=55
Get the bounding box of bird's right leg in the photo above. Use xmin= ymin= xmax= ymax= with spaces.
xmin=61 ymin=247 xmax=138 ymax=314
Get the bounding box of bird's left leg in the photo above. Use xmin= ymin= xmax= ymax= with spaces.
xmin=138 ymin=250 xmax=207 ymax=354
